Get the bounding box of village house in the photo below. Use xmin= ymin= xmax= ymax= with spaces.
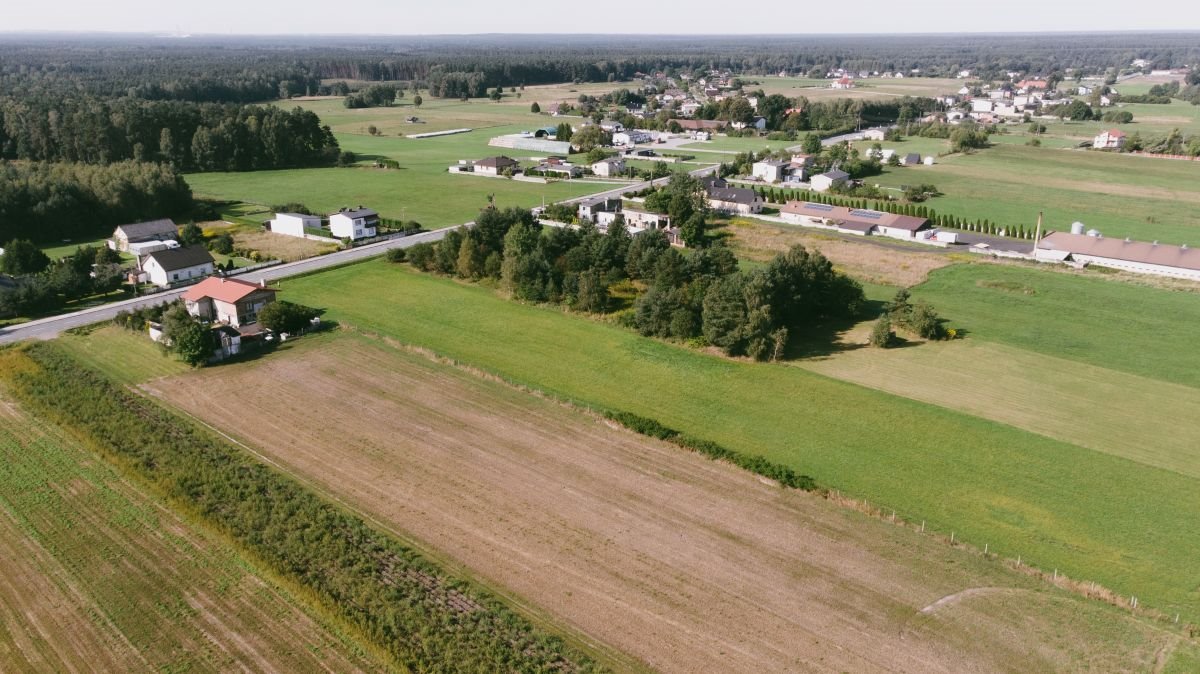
xmin=900 ymin=153 xmax=923 ymax=166
xmin=863 ymin=128 xmax=887 ymax=141
xmin=182 ymin=276 xmax=279 ymax=328
xmin=111 ymin=218 xmax=178 ymax=252
xmin=751 ymin=159 xmax=791 ymax=184
xmin=600 ymin=120 xmax=625 ymax=133
xmin=473 ymin=155 xmax=522 ymax=176
xmin=139 ymin=246 xmax=215 ymax=288
xmin=731 ymin=116 xmax=767 ymax=131
xmin=831 ymin=76 xmax=855 ymax=89
xmin=809 ymin=169 xmax=849 ymax=193
xmin=1093 ymin=129 xmax=1127 ymax=149
xmin=679 ymin=101 xmax=701 ymax=117
xmin=706 ymin=185 xmax=763 ymax=215
xmin=268 ymin=212 xmax=321 ymax=238
xmin=1034 ymin=232 xmax=1200 ymax=281
xmin=532 ymin=160 xmax=582 ymax=179
xmin=329 ymin=207 xmax=379 ymax=240
xmin=591 ymin=158 xmax=626 ymax=177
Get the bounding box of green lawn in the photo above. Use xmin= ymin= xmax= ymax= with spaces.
xmin=278 ymin=260 xmax=1200 ymax=622
xmin=862 ymin=142 xmax=1200 ymax=244
xmin=55 ymin=325 xmax=189 ymax=385
xmin=911 ymin=263 xmax=1200 ymax=389
xmin=185 ymin=125 xmax=613 ymax=227
xmin=39 ymin=235 xmax=133 ymax=262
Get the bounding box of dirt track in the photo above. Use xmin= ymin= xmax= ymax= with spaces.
xmin=148 ymin=334 xmax=1176 ymax=673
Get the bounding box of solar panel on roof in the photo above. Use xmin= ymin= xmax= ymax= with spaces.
xmin=849 ymin=209 xmax=884 ymax=219
xmin=806 ymin=203 xmax=834 ymax=212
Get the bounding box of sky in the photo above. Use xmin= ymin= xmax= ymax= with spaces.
xmin=5 ymin=0 xmax=1200 ymax=35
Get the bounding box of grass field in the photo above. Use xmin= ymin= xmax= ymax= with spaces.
xmin=0 ymin=387 xmax=380 ymax=673
xmin=54 ymin=325 xmax=188 ymax=385
xmin=910 ymin=263 xmax=1200 ymax=388
xmin=147 ymin=331 xmax=1198 ymax=673
xmin=274 ymin=260 xmax=1200 ymax=621
xmin=854 ymin=142 xmax=1200 ymax=244
xmin=186 ymin=123 xmax=612 ymax=227
xmin=752 ymin=76 xmax=964 ymax=101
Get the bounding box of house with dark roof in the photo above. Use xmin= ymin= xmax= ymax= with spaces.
xmin=139 ymin=245 xmax=215 ymax=288
xmin=329 ymin=207 xmax=379 ymax=240
xmin=706 ymin=185 xmax=763 ymax=215
xmin=474 ymin=155 xmax=521 ymax=176
xmin=112 ymin=219 xmax=178 ymax=252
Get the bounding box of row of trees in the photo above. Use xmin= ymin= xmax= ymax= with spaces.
xmin=0 ymin=242 xmax=125 ymax=318
xmin=399 ymin=199 xmax=864 ymax=362
xmin=0 ymin=98 xmax=340 ymax=171
xmin=343 ymin=85 xmax=399 ymax=109
xmin=0 ymin=161 xmax=194 ymax=243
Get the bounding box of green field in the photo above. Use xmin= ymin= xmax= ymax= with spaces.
xmin=54 ymin=325 xmax=188 ymax=385
xmin=277 ymin=260 xmax=1200 ymax=622
xmin=910 ymin=263 xmax=1200 ymax=388
xmin=857 ymin=142 xmax=1200 ymax=244
xmin=186 ymin=119 xmax=616 ymax=227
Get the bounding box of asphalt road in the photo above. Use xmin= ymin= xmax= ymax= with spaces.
xmin=0 ymin=227 xmax=455 ymax=344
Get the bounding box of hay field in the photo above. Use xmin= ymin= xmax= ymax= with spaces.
xmin=147 ymin=332 xmax=1195 ymax=673
xmin=0 ymin=388 xmax=380 ymax=673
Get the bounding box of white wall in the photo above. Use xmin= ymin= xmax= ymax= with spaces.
xmin=270 ymin=213 xmax=318 ymax=238
xmin=1074 ymin=254 xmax=1200 ymax=281
xmin=329 ymin=213 xmax=377 ymax=240
xmin=143 ymin=259 xmax=213 ymax=288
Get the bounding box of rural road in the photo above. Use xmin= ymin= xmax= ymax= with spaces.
xmin=0 ymin=168 xmax=724 ymax=345
xmin=0 ymin=228 xmax=454 ymax=345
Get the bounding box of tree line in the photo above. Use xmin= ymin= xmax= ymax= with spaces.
xmin=398 ymin=194 xmax=864 ymax=362
xmin=0 ymin=97 xmax=340 ymax=171
xmin=0 ymin=161 xmax=194 ymax=243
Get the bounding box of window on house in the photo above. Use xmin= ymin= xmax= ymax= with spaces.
xmin=172 ymin=273 xmax=179 ymax=281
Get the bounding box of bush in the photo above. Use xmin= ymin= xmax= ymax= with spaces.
xmin=385 ymin=247 xmax=407 ymax=263
xmin=869 ymin=317 xmax=896 ymax=348
xmin=257 ymin=300 xmax=320 ymax=334
xmin=209 ymin=233 xmax=234 ymax=255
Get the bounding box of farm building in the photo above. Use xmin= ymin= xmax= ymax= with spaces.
xmin=139 ymin=246 xmax=214 ymax=288
xmin=1034 ymin=232 xmax=1200 ymax=281
xmin=671 ymin=119 xmax=725 ymax=132
xmin=900 ymin=153 xmax=923 ymax=166
xmin=780 ymin=201 xmax=930 ymax=239
xmin=111 ymin=219 xmax=178 ymax=252
xmin=269 ymin=212 xmax=321 ymax=238
xmin=489 ymin=134 xmax=572 ymax=155
xmin=532 ymin=161 xmax=582 ymax=179
xmin=810 ymin=169 xmax=849 ymax=193
xmin=706 ymin=185 xmax=763 ymax=215
xmin=474 ymin=156 xmax=521 ymax=176
xmin=862 ymin=128 xmax=887 ymax=141
xmin=183 ymin=276 xmax=279 ymax=328
xmin=1093 ymin=129 xmax=1126 ymax=149
xmin=612 ymin=130 xmax=651 ymax=146
xmin=329 ymin=207 xmax=379 ymax=240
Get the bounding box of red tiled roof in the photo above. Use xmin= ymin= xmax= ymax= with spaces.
xmin=182 ymin=276 xmax=276 ymax=304
xmin=1105 ymin=128 xmax=1126 ymax=138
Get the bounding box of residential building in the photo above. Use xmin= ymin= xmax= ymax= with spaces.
xmin=832 ymin=77 xmax=855 ymax=89
xmin=1034 ymin=232 xmax=1200 ymax=281
xmin=139 ymin=246 xmax=214 ymax=287
xmin=329 ymin=207 xmax=379 ymax=240
xmin=183 ymin=276 xmax=279 ymax=328
xmin=706 ymin=186 xmax=763 ymax=214
xmin=809 ymin=169 xmax=849 ymax=193
xmin=577 ymin=196 xmax=622 ymax=223
xmin=862 ymin=128 xmax=887 ymax=141
xmin=474 ymin=155 xmax=521 ymax=176
xmin=600 ymin=120 xmax=625 ymax=133
xmin=900 ymin=153 xmax=922 ymax=166
xmin=532 ymin=162 xmax=582 ymax=178
xmin=591 ymin=158 xmax=626 ymax=177
xmin=1093 ymin=129 xmax=1127 ymax=149
xmin=679 ymin=101 xmax=701 ymax=117
xmin=751 ymin=159 xmax=790 ymax=183
xmin=111 ymin=218 xmax=178 ymax=252
xmin=269 ymin=212 xmax=321 ymax=238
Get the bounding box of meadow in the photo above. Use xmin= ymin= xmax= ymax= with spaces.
xmin=277 ymin=260 xmax=1200 ymax=621
xmin=853 ymin=141 xmax=1200 ymax=244
xmin=0 ymin=383 xmax=381 ymax=673
xmin=910 ymin=263 xmax=1200 ymax=388
xmin=751 ymin=76 xmax=963 ymax=101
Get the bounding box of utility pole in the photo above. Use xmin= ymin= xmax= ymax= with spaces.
xmin=1031 ymin=211 xmax=1043 ymax=256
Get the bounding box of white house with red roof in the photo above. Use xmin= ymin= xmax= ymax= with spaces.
xmin=1093 ymin=129 xmax=1127 ymax=149
xmin=831 ymin=77 xmax=855 ymax=89
xmin=182 ymin=276 xmax=278 ymax=328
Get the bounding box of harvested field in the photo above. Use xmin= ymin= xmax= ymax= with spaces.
xmin=147 ymin=333 xmax=1192 ymax=673
xmin=229 ymin=227 xmax=339 ymax=262
xmin=0 ymin=388 xmax=380 ymax=674
xmin=724 ymin=217 xmax=952 ymax=286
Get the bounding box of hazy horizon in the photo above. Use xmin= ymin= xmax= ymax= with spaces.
xmin=5 ymin=0 xmax=1200 ymax=36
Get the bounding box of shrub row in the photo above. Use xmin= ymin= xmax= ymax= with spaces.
xmin=0 ymin=342 xmax=603 ymax=674
xmin=604 ymin=410 xmax=817 ymax=491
